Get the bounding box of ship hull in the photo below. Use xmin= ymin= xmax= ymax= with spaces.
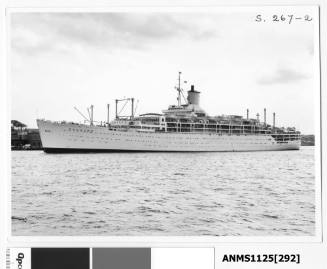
xmin=37 ymin=120 xmax=301 ymax=153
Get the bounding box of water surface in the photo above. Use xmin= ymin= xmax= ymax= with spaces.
xmin=12 ymin=147 xmax=315 ymax=236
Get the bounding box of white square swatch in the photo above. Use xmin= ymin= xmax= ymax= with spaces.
xmin=151 ymin=248 xmax=214 ymax=269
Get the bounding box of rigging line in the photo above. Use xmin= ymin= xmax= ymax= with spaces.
xmin=74 ymin=107 xmax=89 ymax=122
xmin=180 ymin=89 xmax=187 ymax=104
xmin=134 ymin=100 xmax=139 ymax=115
xmin=87 ymin=108 xmax=91 ymax=120
xmin=118 ymin=99 xmax=129 ymax=116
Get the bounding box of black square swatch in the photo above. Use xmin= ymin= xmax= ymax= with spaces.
xmin=32 ymin=248 xmax=89 ymax=269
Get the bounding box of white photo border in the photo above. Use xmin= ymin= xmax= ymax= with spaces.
xmin=2 ymin=4 xmax=324 ymax=248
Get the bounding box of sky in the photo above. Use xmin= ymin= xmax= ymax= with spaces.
xmin=10 ymin=9 xmax=318 ymax=134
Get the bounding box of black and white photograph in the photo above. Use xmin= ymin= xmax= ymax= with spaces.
xmin=10 ymin=7 xmax=320 ymax=237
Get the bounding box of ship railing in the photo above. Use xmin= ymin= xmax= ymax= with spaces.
xmin=116 ymin=123 xmax=300 ymax=139
xmin=110 ymin=118 xmax=300 ymax=138
xmin=271 ymin=133 xmax=301 ymax=143
xmin=165 ymin=124 xmax=300 ymax=137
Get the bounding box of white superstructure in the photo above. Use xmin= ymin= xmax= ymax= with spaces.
xmin=37 ymin=74 xmax=301 ymax=153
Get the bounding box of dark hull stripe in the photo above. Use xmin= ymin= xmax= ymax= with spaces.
xmin=42 ymin=147 xmax=300 ymax=154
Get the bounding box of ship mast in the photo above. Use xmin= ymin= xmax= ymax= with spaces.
xmin=177 ymin=71 xmax=182 ymax=107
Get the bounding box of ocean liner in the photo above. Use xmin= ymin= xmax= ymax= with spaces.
xmin=37 ymin=73 xmax=301 ymax=153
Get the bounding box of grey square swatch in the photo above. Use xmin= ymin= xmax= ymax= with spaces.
xmin=93 ymin=248 xmax=151 ymax=269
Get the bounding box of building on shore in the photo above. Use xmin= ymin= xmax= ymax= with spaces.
xmin=301 ymin=135 xmax=315 ymax=146
xmin=11 ymin=120 xmax=42 ymax=150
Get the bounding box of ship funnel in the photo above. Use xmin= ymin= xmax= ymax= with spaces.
xmin=246 ymin=109 xmax=249 ymax=120
xmin=187 ymin=85 xmax=200 ymax=105
xmin=264 ymin=108 xmax=266 ymax=126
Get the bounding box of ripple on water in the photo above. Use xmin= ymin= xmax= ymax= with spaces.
xmin=11 ymin=148 xmax=316 ymax=236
